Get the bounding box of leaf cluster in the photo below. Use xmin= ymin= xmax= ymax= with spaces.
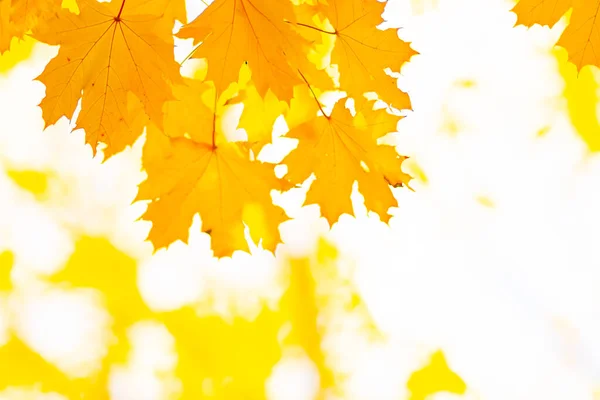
xmin=1 ymin=0 xmax=415 ymax=256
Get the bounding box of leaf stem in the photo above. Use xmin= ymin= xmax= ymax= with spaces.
xmin=116 ymin=0 xmax=126 ymax=20
xmin=294 ymin=22 xmax=336 ymax=35
xmin=179 ymin=42 xmax=202 ymax=66
xmin=297 ymin=69 xmax=327 ymax=117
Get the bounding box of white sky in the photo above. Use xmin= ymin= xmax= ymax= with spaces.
xmin=2 ymin=0 xmax=600 ymax=399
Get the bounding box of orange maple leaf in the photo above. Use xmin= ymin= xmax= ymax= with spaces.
xmin=283 ymin=89 xmax=410 ymax=225
xmin=33 ymin=0 xmax=182 ymax=156
xmin=137 ymin=80 xmax=289 ymax=256
xmin=512 ymin=0 xmax=600 ymax=70
xmin=176 ymin=0 xmax=331 ymax=101
xmin=297 ymin=0 xmax=416 ymax=108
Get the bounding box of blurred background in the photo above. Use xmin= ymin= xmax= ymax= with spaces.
xmin=2 ymin=0 xmax=600 ymax=398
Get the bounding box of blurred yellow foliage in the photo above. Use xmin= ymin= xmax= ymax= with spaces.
xmin=0 ymin=210 xmax=468 ymax=399
xmin=556 ymin=48 xmax=600 ymax=152
xmin=407 ymin=350 xmax=467 ymax=400
xmin=0 ymin=251 xmax=13 ymax=291
xmin=0 ymin=338 xmax=72 ymax=394
xmin=0 ymin=37 xmax=35 ymax=74
xmin=6 ymin=170 xmax=50 ymax=199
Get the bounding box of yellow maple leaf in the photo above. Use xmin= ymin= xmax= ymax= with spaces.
xmin=512 ymin=0 xmax=600 ymax=70
xmin=176 ymin=0 xmax=331 ymax=101
xmin=283 ymin=90 xmax=410 ymax=225
xmin=297 ymin=0 xmax=416 ymax=108
xmin=137 ymin=80 xmax=289 ymax=257
xmin=33 ymin=0 xmax=181 ymax=156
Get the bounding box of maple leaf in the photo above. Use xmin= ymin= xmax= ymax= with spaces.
xmin=283 ymin=89 xmax=410 ymax=225
xmin=33 ymin=0 xmax=182 ymax=156
xmin=297 ymin=0 xmax=416 ymax=108
xmin=512 ymin=0 xmax=600 ymax=70
xmin=176 ymin=0 xmax=331 ymax=101
xmin=0 ymin=0 xmax=61 ymax=53
xmin=137 ymin=80 xmax=289 ymax=256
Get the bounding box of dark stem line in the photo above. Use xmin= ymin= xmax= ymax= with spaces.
xmin=297 ymin=69 xmax=327 ymax=117
xmin=295 ymin=22 xmax=336 ymax=35
xmin=116 ymin=0 xmax=126 ymax=19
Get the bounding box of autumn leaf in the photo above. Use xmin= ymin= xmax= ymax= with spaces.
xmin=33 ymin=0 xmax=182 ymax=156
xmin=283 ymin=90 xmax=410 ymax=225
xmin=512 ymin=0 xmax=600 ymax=70
xmin=297 ymin=0 xmax=416 ymax=108
xmin=137 ymin=80 xmax=289 ymax=256
xmin=176 ymin=0 xmax=331 ymax=101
